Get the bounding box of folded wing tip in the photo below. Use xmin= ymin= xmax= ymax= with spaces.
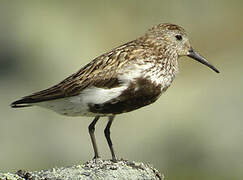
xmin=11 ymin=99 xmax=33 ymax=108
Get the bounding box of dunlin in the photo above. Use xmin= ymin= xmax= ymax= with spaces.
xmin=11 ymin=23 xmax=219 ymax=161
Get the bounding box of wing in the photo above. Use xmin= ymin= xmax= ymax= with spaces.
xmin=11 ymin=40 xmax=141 ymax=107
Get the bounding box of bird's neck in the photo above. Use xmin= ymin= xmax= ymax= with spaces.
xmin=138 ymin=35 xmax=179 ymax=75
xmin=136 ymin=36 xmax=179 ymax=87
xmin=158 ymin=47 xmax=179 ymax=76
xmin=140 ymin=46 xmax=179 ymax=90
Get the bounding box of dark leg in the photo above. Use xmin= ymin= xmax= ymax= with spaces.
xmin=88 ymin=116 xmax=100 ymax=159
xmin=104 ymin=116 xmax=117 ymax=161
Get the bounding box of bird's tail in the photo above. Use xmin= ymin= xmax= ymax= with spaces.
xmin=11 ymin=99 xmax=33 ymax=108
xmin=11 ymin=83 xmax=66 ymax=108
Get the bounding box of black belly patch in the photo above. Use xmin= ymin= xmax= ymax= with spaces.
xmin=89 ymin=78 xmax=163 ymax=114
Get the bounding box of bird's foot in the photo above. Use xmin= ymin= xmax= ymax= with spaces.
xmin=111 ymin=156 xmax=118 ymax=163
xmin=92 ymin=155 xmax=101 ymax=161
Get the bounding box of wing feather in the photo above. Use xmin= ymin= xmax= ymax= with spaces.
xmin=11 ymin=41 xmax=139 ymax=107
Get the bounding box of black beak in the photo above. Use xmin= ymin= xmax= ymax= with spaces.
xmin=187 ymin=48 xmax=219 ymax=73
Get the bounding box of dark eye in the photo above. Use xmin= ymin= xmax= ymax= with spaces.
xmin=175 ymin=35 xmax=182 ymax=41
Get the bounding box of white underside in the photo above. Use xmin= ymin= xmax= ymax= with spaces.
xmin=37 ymin=85 xmax=128 ymax=117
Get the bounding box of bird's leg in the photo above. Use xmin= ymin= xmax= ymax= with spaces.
xmin=88 ymin=116 xmax=100 ymax=159
xmin=104 ymin=115 xmax=117 ymax=162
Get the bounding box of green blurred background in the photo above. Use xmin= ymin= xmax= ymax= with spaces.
xmin=0 ymin=1 xmax=242 ymax=179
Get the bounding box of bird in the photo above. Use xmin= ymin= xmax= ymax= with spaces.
xmin=11 ymin=23 xmax=219 ymax=162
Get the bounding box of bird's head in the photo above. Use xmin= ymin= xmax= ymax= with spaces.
xmin=145 ymin=23 xmax=219 ymax=73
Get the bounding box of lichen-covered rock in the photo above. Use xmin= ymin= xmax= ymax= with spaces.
xmin=0 ymin=159 xmax=163 ymax=180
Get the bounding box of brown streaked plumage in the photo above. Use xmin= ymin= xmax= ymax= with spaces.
xmin=11 ymin=23 xmax=219 ymax=161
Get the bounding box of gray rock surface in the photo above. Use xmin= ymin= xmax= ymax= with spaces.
xmin=0 ymin=159 xmax=163 ymax=180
